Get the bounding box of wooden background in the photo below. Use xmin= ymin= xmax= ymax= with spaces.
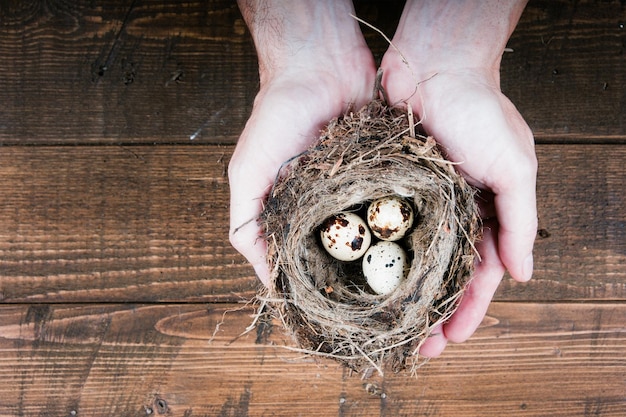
xmin=1 ymin=0 xmax=625 ymax=416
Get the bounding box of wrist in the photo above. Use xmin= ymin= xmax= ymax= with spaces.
xmin=390 ymin=0 xmax=527 ymax=75
xmin=238 ymin=0 xmax=370 ymax=86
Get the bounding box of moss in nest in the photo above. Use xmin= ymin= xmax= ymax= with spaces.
xmin=260 ymin=98 xmax=481 ymax=376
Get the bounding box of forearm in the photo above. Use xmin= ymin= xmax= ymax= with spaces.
xmin=237 ymin=0 xmax=364 ymax=83
xmin=392 ymin=0 xmax=528 ymax=73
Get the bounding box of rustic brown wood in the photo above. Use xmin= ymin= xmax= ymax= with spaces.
xmin=0 ymin=144 xmax=624 ymax=302
xmin=498 ymin=143 xmax=626 ymax=301
xmin=0 ymin=145 xmax=257 ymax=302
xmin=0 ymin=302 xmax=624 ymax=416
xmin=1 ymin=0 xmax=625 ymax=145
xmin=502 ymin=1 xmax=626 ymax=141
xmin=0 ymin=145 xmax=626 ymax=302
xmin=0 ymin=0 xmax=257 ymax=145
xmin=2 ymin=1 xmax=625 ymax=415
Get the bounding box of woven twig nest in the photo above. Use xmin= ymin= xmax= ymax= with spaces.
xmin=261 ymin=98 xmax=480 ymax=375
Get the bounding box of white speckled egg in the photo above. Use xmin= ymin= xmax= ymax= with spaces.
xmin=367 ymin=196 xmax=414 ymax=241
xmin=362 ymin=241 xmax=409 ymax=295
xmin=319 ymin=212 xmax=371 ymax=261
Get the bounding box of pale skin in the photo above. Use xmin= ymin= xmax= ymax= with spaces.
xmin=229 ymin=0 xmax=537 ymax=358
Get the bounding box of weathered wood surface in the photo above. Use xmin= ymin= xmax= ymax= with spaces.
xmin=1 ymin=0 xmax=625 ymax=144
xmin=0 ymin=302 xmax=625 ymax=417
xmin=503 ymin=2 xmax=626 ymax=141
xmin=0 ymin=145 xmax=255 ymax=303
xmin=0 ymin=145 xmax=624 ymax=303
xmin=1 ymin=0 xmax=626 ymax=416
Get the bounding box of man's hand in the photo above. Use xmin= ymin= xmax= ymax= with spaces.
xmin=381 ymin=0 xmax=537 ymax=357
xmin=229 ymin=0 xmax=376 ymax=285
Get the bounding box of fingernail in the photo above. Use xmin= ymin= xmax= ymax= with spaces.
xmin=522 ymin=253 xmax=534 ymax=281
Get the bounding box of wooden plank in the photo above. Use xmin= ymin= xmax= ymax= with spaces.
xmin=0 ymin=145 xmax=257 ymax=302
xmin=0 ymin=0 xmax=257 ymax=144
xmin=0 ymin=144 xmax=624 ymax=302
xmin=496 ymin=143 xmax=626 ymax=300
xmin=1 ymin=0 xmax=625 ymax=145
xmin=0 ymin=302 xmax=624 ymax=416
xmin=501 ymin=1 xmax=626 ymax=142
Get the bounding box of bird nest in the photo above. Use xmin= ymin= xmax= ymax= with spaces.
xmin=260 ymin=98 xmax=480 ymax=375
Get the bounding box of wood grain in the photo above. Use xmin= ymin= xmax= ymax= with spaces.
xmin=0 ymin=0 xmax=257 ymax=144
xmin=1 ymin=0 xmax=625 ymax=145
xmin=498 ymin=144 xmax=626 ymax=301
xmin=0 ymin=145 xmax=257 ymax=302
xmin=502 ymin=0 xmax=626 ymax=141
xmin=1 ymin=1 xmax=625 ymax=415
xmin=0 ymin=302 xmax=624 ymax=416
xmin=0 ymin=144 xmax=624 ymax=302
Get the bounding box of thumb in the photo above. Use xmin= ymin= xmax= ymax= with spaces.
xmin=228 ymin=157 xmax=272 ymax=287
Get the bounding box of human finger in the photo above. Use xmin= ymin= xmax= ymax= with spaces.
xmin=228 ymin=154 xmax=272 ymax=287
xmin=443 ymin=220 xmax=505 ymax=344
xmin=492 ymin=154 xmax=538 ymax=283
xmin=418 ymin=323 xmax=448 ymax=358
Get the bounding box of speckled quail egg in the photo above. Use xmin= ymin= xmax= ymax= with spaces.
xmin=319 ymin=212 xmax=372 ymax=261
xmin=362 ymin=241 xmax=409 ymax=295
xmin=367 ymin=196 xmax=414 ymax=241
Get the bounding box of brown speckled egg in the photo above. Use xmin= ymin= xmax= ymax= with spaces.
xmin=319 ymin=212 xmax=371 ymax=261
xmin=367 ymin=196 xmax=414 ymax=241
